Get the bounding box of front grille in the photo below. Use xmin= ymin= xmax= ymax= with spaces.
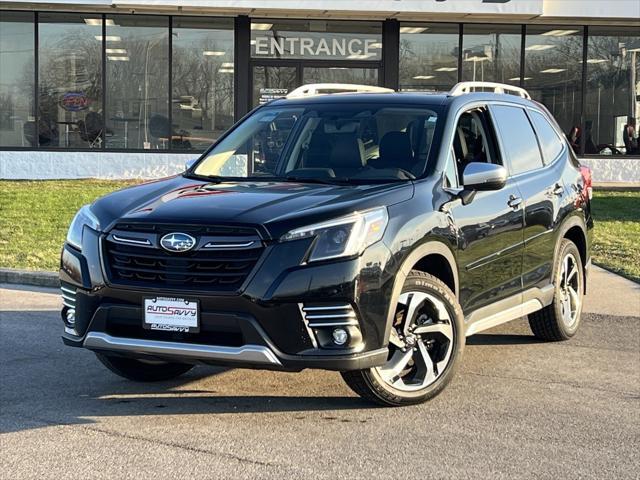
xmin=103 ymin=224 xmax=264 ymax=293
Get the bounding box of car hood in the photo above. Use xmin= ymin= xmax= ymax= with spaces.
xmin=92 ymin=175 xmax=414 ymax=239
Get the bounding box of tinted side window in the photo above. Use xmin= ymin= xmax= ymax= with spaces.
xmin=530 ymin=110 xmax=564 ymax=164
xmin=491 ymin=105 xmax=543 ymax=175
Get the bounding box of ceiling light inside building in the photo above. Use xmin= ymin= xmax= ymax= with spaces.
xmin=218 ymin=68 xmax=234 ymax=73
xmin=525 ymin=44 xmax=555 ymax=51
xmin=586 ymin=59 xmax=607 ymax=64
xmin=541 ymin=29 xmax=580 ymax=37
xmin=400 ymin=26 xmax=428 ymax=34
xmin=540 ymin=68 xmax=567 ymax=73
xmin=435 ymin=67 xmax=457 ymax=72
xmin=84 ymin=18 xmax=116 ymax=26
xmin=251 ymin=23 xmax=273 ymax=31
xmin=106 ymin=48 xmax=126 ymax=54
xmin=95 ymin=35 xmax=121 ymax=42
xmin=346 ymin=53 xmax=375 ymax=60
xmin=203 ymin=51 xmax=225 ymax=56
xmin=221 ymin=62 xmax=234 ymax=68
xmin=107 ymin=56 xmax=129 ymax=61
xmin=413 ymin=75 xmax=435 ymax=80
xmin=508 ymin=77 xmax=532 ymax=81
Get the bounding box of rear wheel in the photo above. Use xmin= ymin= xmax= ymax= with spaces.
xmin=96 ymin=353 xmax=194 ymax=382
xmin=341 ymin=271 xmax=464 ymax=406
xmin=528 ymin=239 xmax=584 ymax=341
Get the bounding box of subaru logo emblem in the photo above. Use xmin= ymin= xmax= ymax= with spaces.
xmin=160 ymin=232 xmax=196 ymax=253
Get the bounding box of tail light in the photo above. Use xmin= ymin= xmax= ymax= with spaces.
xmin=580 ymin=165 xmax=593 ymax=201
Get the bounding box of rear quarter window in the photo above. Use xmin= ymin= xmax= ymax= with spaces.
xmin=491 ymin=105 xmax=543 ymax=176
xmin=530 ymin=110 xmax=564 ymax=164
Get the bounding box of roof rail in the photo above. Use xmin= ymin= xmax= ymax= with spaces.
xmin=448 ymin=82 xmax=531 ymax=99
xmin=286 ymin=83 xmax=394 ymax=98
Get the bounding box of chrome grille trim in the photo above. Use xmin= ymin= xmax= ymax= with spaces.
xmin=300 ymin=303 xmax=360 ymax=328
xmin=60 ymin=284 xmax=77 ymax=309
xmin=112 ymin=234 xmax=152 ymax=246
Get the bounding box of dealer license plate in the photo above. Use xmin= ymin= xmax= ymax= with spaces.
xmin=143 ymin=297 xmax=199 ymax=333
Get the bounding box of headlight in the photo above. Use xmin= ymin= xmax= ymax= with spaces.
xmin=281 ymin=207 xmax=388 ymax=262
xmin=66 ymin=205 xmax=100 ymax=250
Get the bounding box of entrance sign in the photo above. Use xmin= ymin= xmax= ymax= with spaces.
xmin=254 ymin=36 xmax=380 ymax=60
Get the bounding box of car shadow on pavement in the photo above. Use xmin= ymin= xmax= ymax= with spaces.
xmin=466 ymin=333 xmax=545 ymax=346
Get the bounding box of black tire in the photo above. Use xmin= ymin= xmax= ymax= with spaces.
xmin=528 ymin=239 xmax=584 ymax=341
xmin=341 ymin=271 xmax=465 ymax=407
xmin=96 ymin=353 xmax=194 ymax=382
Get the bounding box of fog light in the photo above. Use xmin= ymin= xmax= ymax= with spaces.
xmin=332 ymin=328 xmax=348 ymax=346
xmin=65 ymin=309 xmax=76 ymax=325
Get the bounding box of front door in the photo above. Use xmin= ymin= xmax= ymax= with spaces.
xmin=446 ymin=107 xmax=525 ymax=313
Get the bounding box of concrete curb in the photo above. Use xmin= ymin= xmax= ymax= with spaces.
xmin=0 ymin=268 xmax=59 ymax=288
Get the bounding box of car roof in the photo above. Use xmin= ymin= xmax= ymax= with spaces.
xmin=265 ymin=90 xmax=536 ymax=109
xmin=267 ymin=91 xmax=450 ymax=108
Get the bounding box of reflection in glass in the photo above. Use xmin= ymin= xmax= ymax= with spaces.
xmin=303 ymin=67 xmax=378 ymax=87
xmin=0 ymin=12 xmax=34 ymax=147
xmin=172 ymin=17 xmax=234 ymax=151
xmin=524 ymin=26 xmax=583 ymax=146
xmin=399 ymin=23 xmax=459 ymax=92
xmin=252 ymin=66 xmax=297 ymax=108
xmin=105 ymin=15 xmax=168 ymax=149
xmin=38 ymin=13 xmax=103 ymax=148
xmin=250 ymin=19 xmax=382 ymax=61
xmin=585 ymin=27 xmax=640 ymax=155
xmin=461 ymin=24 xmax=521 ymax=85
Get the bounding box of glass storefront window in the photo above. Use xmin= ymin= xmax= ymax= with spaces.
xmin=172 ymin=17 xmax=234 ymax=151
xmin=584 ymin=27 xmax=640 ymax=155
xmin=38 ymin=13 xmax=103 ymax=148
xmin=399 ymin=23 xmax=459 ymax=92
xmin=461 ymin=24 xmax=521 ymax=85
xmin=0 ymin=12 xmax=35 ymax=147
xmin=524 ymin=26 xmax=583 ymax=148
xmin=250 ymin=19 xmax=382 ymax=61
xmin=105 ymin=15 xmax=169 ymax=150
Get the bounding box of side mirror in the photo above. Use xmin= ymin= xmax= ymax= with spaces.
xmin=462 ymin=162 xmax=507 ymax=191
xmin=185 ymin=158 xmax=198 ymax=171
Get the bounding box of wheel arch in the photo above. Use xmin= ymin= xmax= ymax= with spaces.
xmin=382 ymin=241 xmax=458 ymax=345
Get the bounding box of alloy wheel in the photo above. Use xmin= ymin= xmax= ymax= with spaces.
xmin=559 ymin=252 xmax=581 ymax=328
xmin=374 ymin=291 xmax=455 ymax=392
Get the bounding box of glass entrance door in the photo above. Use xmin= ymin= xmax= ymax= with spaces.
xmin=302 ymin=67 xmax=378 ymax=87
xmin=251 ymin=64 xmax=380 ymax=108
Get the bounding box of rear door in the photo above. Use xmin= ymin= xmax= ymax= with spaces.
xmin=490 ymin=105 xmax=564 ymax=292
xmin=446 ymin=106 xmax=525 ymax=313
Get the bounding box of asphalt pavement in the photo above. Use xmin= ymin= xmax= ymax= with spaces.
xmin=1 ymin=266 xmax=638 ymax=479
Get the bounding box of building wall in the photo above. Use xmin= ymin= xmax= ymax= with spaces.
xmin=1 ymin=1 xmax=639 ymax=183
xmin=0 ymin=150 xmax=635 ymax=185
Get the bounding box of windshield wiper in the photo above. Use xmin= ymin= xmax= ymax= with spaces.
xmin=284 ymin=176 xmax=349 ymax=185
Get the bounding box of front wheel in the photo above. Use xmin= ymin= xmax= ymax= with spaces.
xmin=96 ymin=353 xmax=194 ymax=382
xmin=341 ymin=271 xmax=465 ymax=407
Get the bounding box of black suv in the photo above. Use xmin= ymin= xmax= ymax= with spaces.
xmin=60 ymin=82 xmax=593 ymax=406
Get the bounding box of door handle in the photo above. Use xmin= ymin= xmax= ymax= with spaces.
xmin=507 ymin=195 xmax=522 ymax=209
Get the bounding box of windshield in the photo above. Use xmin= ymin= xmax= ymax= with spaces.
xmin=192 ymin=103 xmax=440 ymax=183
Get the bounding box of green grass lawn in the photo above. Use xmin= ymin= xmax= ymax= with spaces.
xmin=0 ymin=180 xmax=638 ymax=282
xmin=591 ymin=190 xmax=640 ymax=283
xmin=0 ymin=180 xmax=138 ymax=271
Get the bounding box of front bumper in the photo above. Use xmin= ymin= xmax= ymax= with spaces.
xmin=59 ymin=229 xmax=397 ymax=372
